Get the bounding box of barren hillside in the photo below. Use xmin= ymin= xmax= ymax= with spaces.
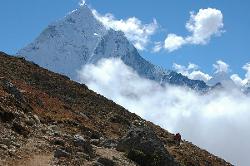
xmin=0 ymin=52 xmax=232 ymax=166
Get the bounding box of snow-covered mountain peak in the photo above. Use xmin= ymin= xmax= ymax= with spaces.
xmin=63 ymin=4 xmax=105 ymax=33
xmin=18 ymin=5 xmax=108 ymax=79
xmin=18 ymin=5 xmax=209 ymax=91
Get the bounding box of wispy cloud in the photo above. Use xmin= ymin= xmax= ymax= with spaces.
xmin=152 ymin=42 xmax=162 ymax=53
xmin=172 ymin=63 xmax=212 ymax=82
xmin=164 ymin=8 xmax=224 ymax=52
xmin=231 ymin=62 xmax=250 ymax=87
xmin=213 ymin=60 xmax=230 ymax=73
xmin=77 ymin=58 xmax=250 ymax=166
xmin=92 ymin=10 xmax=158 ymax=51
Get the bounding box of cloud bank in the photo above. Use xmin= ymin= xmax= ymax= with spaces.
xmin=173 ymin=60 xmax=250 ymax=91
xmin=77 ymin=58 xmax=250 ymax=166
xmin=92 ymin=10 xmax=158 ymax=51
xmin=163 ymin=8 xmax=224 ymax=52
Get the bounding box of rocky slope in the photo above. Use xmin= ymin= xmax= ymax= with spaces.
xmin=18 ymin=4 xmax=209 ymax=92
xmin=0 ymin=52 xmax=232 ymax=165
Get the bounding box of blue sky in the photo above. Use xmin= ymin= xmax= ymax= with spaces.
xmin=0 ymin=0 xmax=249 ymax=77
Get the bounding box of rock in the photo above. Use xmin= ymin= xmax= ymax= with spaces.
xmin=117 ymin=126 xmax=179 ymax=166
xmin=12 ymin=122 xmax=30 ymax=138
xmin=93 ymin=162 xmax=104 ymax=166
xmin=1 ymin=138 xmax=12 ymax=146
xmin=33 ymin=114 xmax=40 ymax=124
xmin=100 ymin=139 xmax=118 ymax=148
xmin=11 ymin=142 xmax=21 ymax=148
xmin=9 ymin=145 xmax=16 ymax=150
xmin=0 ymin=144 xmax=8 ymax=150
xmin=0 ymin=109 xmax=15 ymax=123
xmin=90 ymin=139 xmax=100 ymax=146
xmin=76 ymin=152 xmax=90 ymax=160
xmin=79 ymin=112 xmax=89 ymax=120
xmin=53 ymin=131 xmax=62 ymax=137
xmin=73 ymin=134 xmax=94 ymax=157
xmin=51 ymin=138 xmax=65 ymax=146
xmin=25 ymin=117 xmax=36 ymax=126
xmin=8 ymin=149 xmax=16 ymax=155
xmin=109 ymin=114 xmax=131 ymax=127
xmin=97 ymin=157 xmax=115 ymax=166
xmin=54 ymin=148 xmax=70 ymax=158
xmin=81 ymin=126 xmax=102 ymax=139
xmin=0 ymin=79 xmax=23 ymax=102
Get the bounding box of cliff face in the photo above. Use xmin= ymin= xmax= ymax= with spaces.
xmin=0 ymin=52 xmax=232 ymax=166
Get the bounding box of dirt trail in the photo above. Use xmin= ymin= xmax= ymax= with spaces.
xmin=14 ymin=154 xmax=53 ymax=166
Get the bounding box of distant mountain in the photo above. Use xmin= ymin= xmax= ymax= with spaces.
xmin=207 ymin=72 xmax=237 ymax=89
xmin=18 ymin=4 xmax=209 ymax=92
xmin=243 ymin=82 xmax=250 ymax=94
xmin=207 ymin=72 xmax=250 ymax=94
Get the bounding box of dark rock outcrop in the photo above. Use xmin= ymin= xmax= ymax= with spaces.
xmin=54 ymin=148 xmax=70 ymax=158
xmin=117 ymin=126 xmax=179 ymax=166
xmin=73 ymin=135 xmax=94 ymax=158
xmin=97 ymin=157 xmax=115 ymax=166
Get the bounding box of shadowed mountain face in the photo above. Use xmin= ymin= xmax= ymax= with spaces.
xmin=0 ymin=51 xmax=232 ymax=165
xmin=18 ymin=4 xmax=209 ymax=92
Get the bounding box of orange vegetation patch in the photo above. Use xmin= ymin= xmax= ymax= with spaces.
xmin=12 ymin=79 xmax=78 ymax=121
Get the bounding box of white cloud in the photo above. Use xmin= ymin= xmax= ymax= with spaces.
xmin=79 ymin=0 xmax=86 ymax=6
xmin=185 ymin=8 xmax=224 ymax=44
xmin=164 ymin=34 xmax=186 ymax=52
xmin=173 ymin=61 xmax=250 ymax=89
xmin=189 ymin=70 xmax=212 ymax=82
xmin=230 ymin=74 xmax=245 ymax=87
xmin=164 ymin=8 xmax=224 ymax=52
xmin=172 ymin=63 xmax=188 ymax=75
xmin=92 ymin=10 xmax=158 ymax=50
xmin=173 ymin=60 xmax=250 ymax=89
xmin=213 ymin=60 xmax=229 ymax=73
xmin=230 ymin=62 xmax=250 ymax=87
xmin=77 ymin=58 xmax=250 ymax=166
xmin=173 ymin=63 xmax=212 ymax=82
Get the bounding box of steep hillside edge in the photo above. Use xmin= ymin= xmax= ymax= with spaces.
xmin=0 ymin=52 xmax=232 ymax=166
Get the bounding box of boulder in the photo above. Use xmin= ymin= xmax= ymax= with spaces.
xmin=109 ymin=114 xmax=131 ymax=127
xmin=12 ymin=122 xmax=30 ymax=138
xmin=97 ymin=157 xmax=115 ymax=166
xmin=51 ymin=138 xmax=65 ymax=146
xmin=100 ymin=139 xmax=118 ymax=148
xmin=54 ymin=148 xmax=70 ymax=158
xmin=73 ymin=135 xmax=94 ymax=157
xmin=0 ymin=108 xmax=15 ymax=123
xmin=117 ymin=126 xmax=179 ymax=166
